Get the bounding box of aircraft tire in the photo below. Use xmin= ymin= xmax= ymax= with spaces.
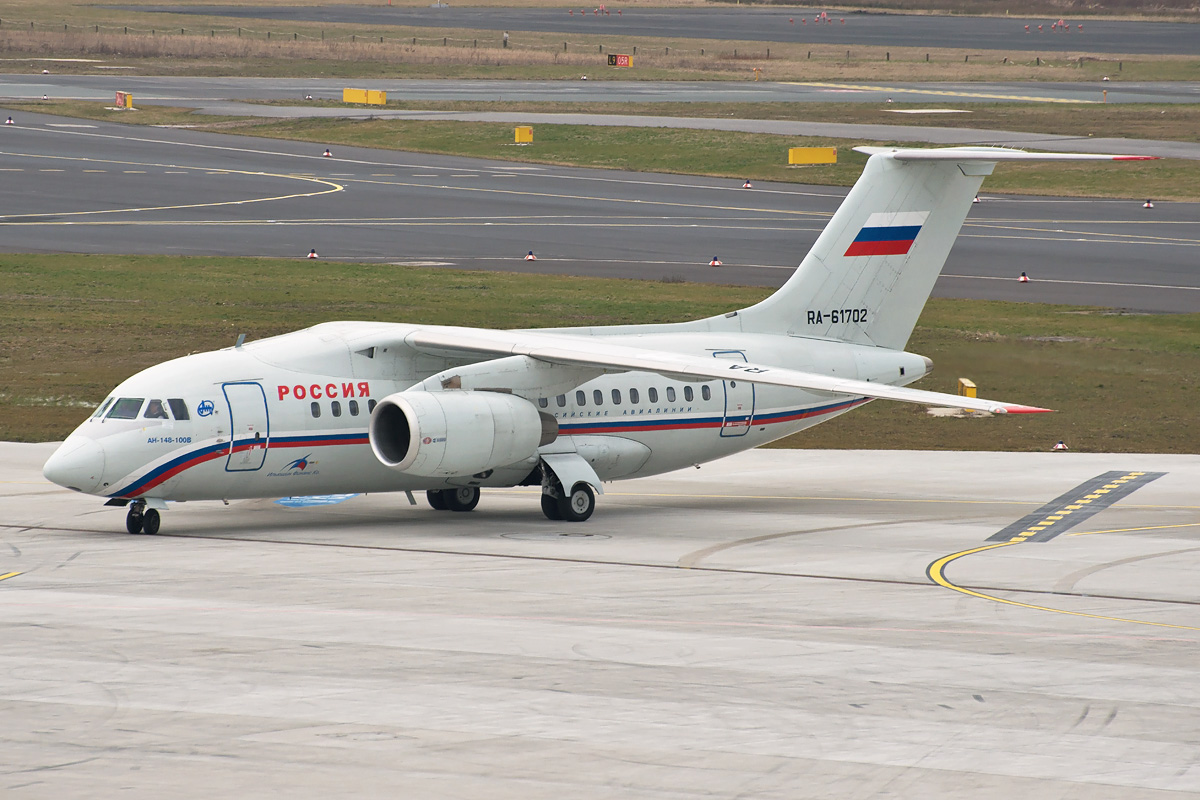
xmin=142 ymin=508 xmax=161 ymax=535
xmin=427 ymin=490 xmax=448 ymax=511
xmin=125 ymin=507 xmax=143 ymax=535
xmin=541 ymin=492 xmax=563 ymax=521
xmin=445 ymin=487 xmax=480 ymax=512
xmin=557 ymin=482 xmax=595 ymax=523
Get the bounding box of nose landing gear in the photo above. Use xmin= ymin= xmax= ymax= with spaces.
xmin=125 ymin=500 xmax=161 ymax=535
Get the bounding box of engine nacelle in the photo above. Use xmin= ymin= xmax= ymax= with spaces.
xmin=369 ymin=391 xmax=555 ymax=478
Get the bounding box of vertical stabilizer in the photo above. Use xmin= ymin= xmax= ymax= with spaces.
xmin=734 ymin=147 xmax=1150 ymax=350
xmin=737 ymin=150 xmax=987 ymax=349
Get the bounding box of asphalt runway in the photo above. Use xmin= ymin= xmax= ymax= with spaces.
xmin=5 ymin=443 xmax=1200 ymax=797
xmin=9 ymin=74 xmax=1200 ymax=105
xmin=128 ymin=5 xmax=1200 ymax=56
xmin=1 ymin=110 xmax=1196 ymax=312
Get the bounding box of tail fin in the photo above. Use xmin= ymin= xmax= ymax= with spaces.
xmin=736 ymin=147 xmax=1150 ymax=350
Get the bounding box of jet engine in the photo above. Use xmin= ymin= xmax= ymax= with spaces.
xmin=369 ymin=391 xmax=556 ymax=478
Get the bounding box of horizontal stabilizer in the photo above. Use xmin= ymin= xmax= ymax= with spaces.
xmin=853 ymin=146 xmax=1158 ymax=162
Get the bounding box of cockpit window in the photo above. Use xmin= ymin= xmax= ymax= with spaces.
xmin=143 ymin=399 xmax=169 ymax=420
xmin=167 ymin=399 xmax=189 ymax=420
xmin=91 ymin=397 xmax=114 ymax=419
xmin=106 ymin=398 xmax=144 ymax=420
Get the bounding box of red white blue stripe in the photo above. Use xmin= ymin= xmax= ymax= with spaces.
xmin=107 ymin=398 xmax=867 ymax=499
xmin=844 ymin=211 xmax=929 ymax=257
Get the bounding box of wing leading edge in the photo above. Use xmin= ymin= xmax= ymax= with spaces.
xmin=405 ymin=327 xmax=1050 ymax=415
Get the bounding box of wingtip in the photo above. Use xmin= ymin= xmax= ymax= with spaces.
xmin=1112 ymin=155 xmax=1160 ymax=161
xmin=999 ymin=404 xmax=1054 ymax=414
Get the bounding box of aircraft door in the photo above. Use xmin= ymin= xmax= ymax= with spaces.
xmin=712 ymin=350 xmax=755 ymax=437
xmin=223 ymin=382 xmax=270 ymax=471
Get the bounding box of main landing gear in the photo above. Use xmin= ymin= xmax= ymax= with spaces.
xmin=426 ymin=487 xmax=481 ymax=512
xmin=125 ymin=500 xmax=160 ymax=535
xmin=541 ymin=481 xmax=596 ymax=523
xmin=424 ymin=481 xmax=597 ymax=522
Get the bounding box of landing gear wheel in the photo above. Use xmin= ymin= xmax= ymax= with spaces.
xmin=125 ymin=506 xmax=144 ymax=535
xmin=142 ymin=508 xmax=161 ymax=536
xmin=444 ymin=487 xmax=480 ymax=512
xmin=541 ymin=492 xmax=563 ymax=521
xmin=557 ymin=482 xmax=595 ymax=522
xmin=426 ymin=490 xmax=448 ymax=511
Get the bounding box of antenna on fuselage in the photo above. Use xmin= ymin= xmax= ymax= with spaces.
xmin=235 ymin=333 xmax=246 ymax=348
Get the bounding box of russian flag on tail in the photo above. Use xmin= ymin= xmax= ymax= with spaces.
xmin=844 ymin=211 xmax=929 ymax=257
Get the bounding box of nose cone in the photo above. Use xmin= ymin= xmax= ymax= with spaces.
xmin=43 ymin=435 xmax=106 ymax=494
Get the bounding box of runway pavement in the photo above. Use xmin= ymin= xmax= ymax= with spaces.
xmin=4 ymin=442 xmax=1199 ymax=798
xmin=126 ymin=5 xmax=1200 ymax=56
xmin=8 ymin=75 xmax=1200 ymax=106
xmin=0 ymin=109 xmax=1196 ymax=312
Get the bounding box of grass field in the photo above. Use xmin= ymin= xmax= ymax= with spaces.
xmin=12 ymin=100 xmax=1199 ymax=200
xmin=3 ymin=253 xmax=1196 ymax=451
xmin=3 ymin=4 xmax=1199 ymax=83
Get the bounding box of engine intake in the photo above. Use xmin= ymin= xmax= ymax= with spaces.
xmin=369 ymin=391 xmax=555 ymax=478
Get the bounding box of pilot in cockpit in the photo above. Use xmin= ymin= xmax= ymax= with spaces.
xmin=144 ymin=399 xmax=169 ymax=420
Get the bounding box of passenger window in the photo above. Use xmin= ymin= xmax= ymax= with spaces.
xmin=648 ymin=387 xmax=658 ymax=403
xmin=576 ymin=390 xmax=586 ymax=406
xmin=311 ymin=402 xmax=321 ymax=418
xmin=106 ymin=398 xmax=144 ymax=420
xmin=630 ymin=388 xmax=639 ymax=404
xmin=684 ymin=386 xmax=694 ymax=402
xmin=143 ymin=399 xmax=169 ymax=420
xmin=702 ymin=385 xmax=711 ymax=401
xmin=367 ymin=399 xmax=377 ymax=413
xmin=612 ymin=389 xmax=622 ymax=405
xmin=349 ymin=399 xmax=360 ymax=416
xmin=167 ymin=399 xmax=189 ymax=420
xmin=593 ymin=389 xmax=604 ymax=406
xmin=91 ymin=397 xmax=114 ymax=418
xmin=556 ymin=394 xmax=566 ymax=408
xmin=331 ymin=400 xmax=342 ymax=417
xmin=666 ymin=387 xmax=676 ymax=403
xmin=538 ymin=397 xmax=549 ymax=409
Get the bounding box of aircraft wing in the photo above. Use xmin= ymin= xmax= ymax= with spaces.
xmin=405 ymin=326 xmax=1050 ymax=414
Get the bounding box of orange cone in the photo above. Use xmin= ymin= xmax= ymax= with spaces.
xmin=525 ymin=250 xmax=537 ymax=261
xmin=973 ymin=195 xmax=981 ymax=204
xmin=308 ymin=249 xmax=319 ymax=259
xmin=1143 ymin=199 xmax=1154 ymax=209
xmin=1018 ymin=271 xmax=1029 ymax=283
xmin=709 ymin=256 xmax=722 ymax=267
xmin=322 ymin=148 xmax=332 ymax=158
xmin=742 ymin=179 xmax=752 ymax=189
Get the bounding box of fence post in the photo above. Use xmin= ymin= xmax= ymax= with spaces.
xmin=563 ymin=41 xmax=567 ymax=51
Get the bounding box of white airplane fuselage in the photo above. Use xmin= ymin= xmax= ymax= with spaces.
xmin=57 ymin=320 xmax=926 ymax=502
xmin=47 ymin=147 xmax=1134 ymax=528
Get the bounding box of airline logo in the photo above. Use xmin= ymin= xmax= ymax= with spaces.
xmin=844 ymin=211 xmax=929 ymax=257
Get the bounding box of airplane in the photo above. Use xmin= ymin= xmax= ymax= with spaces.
xmin=42 ymin=146 xmax=1151 ymax=534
